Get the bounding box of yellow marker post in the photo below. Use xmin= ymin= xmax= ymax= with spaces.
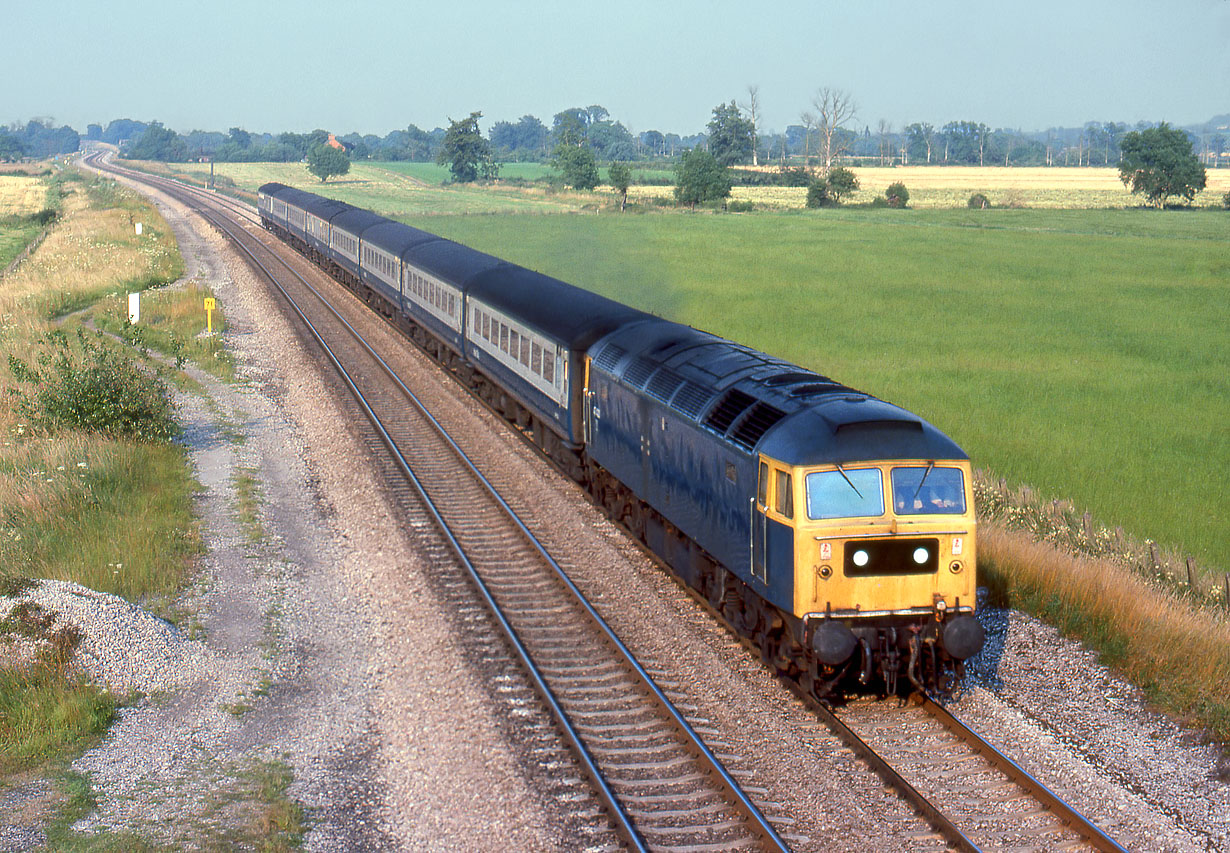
xmin=204 ymin=297 xmax=216 ymax=335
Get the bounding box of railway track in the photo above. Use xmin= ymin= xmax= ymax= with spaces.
xmin=86 ymin=150 xmax=793 ymax=852
xmin=819 ymin=695 xmax=1131 ymax=852
xmin=88 ymin=151 xmax=1133 ymax=852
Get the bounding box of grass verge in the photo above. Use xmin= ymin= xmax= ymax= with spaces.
xmin=978 ymin=524 xmax=1230 ymax=746
xmin=0 ymin=169 xmax=197 ymax=781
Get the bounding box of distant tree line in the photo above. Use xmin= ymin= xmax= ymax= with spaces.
xmin=0 ymin=119 xmax=80 ymax=161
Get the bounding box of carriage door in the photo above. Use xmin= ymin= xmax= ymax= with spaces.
xmin=751 ymin=460 xmax=769 ymax=582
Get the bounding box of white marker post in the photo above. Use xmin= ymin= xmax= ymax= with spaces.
xmin=128 ymin=292 xmax=140 ymax=324
xmin=135 ymin=222 xmax=143 ymax=236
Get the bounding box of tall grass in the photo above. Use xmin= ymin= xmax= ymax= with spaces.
xmin=1 ymin=168 xmax=197 ymax=778
xmin=978 ymin=523 xmax=1230 ymax=743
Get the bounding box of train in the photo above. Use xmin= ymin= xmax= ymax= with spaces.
xmin=258 ymin=182 xmax=985 ymax=698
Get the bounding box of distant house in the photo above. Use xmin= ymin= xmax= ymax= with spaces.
xmin=326 ymin=134 xmax=354 ymax=154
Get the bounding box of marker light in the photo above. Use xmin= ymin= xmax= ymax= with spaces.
xmin=852 ymin=549 xmax=870 ymax=567
xmin=913 ymin=547 xmax=930 ymax=565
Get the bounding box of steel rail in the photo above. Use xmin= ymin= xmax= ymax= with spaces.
xmin=105 ymin=160 xmax=791 ymax=851
xmin=921 ymin=696 xmax=1131 ymax=853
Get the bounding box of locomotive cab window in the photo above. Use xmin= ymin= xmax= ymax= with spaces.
xmin=757 ymin=461 xmax=769 ymax=507
xmin=805 ymin=467 xmax=884 ymax=520
xmin=774 ymin=470 xmax=793 ymax=519
xmin=891 ymin=466 xmax=966 ymax=515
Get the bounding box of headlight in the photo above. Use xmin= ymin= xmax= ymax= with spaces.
xmin=912 ymin=547 xmax=929 ymax=565
xmin=852 ymin=549 xmax=870 ymax=567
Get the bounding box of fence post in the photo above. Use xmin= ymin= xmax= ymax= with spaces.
xmin=1186 ymin=557 xmax=1197 ymax=591
xmin=1224 ymin=574 xmax=1229 ymax=610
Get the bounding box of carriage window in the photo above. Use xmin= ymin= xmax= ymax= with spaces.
xmin=805 ymin=468 xmax=884 ymax=520
xmin=775 ymin=470 xmax=793 ymax=518
xmin=509 ymin=330 xmax=519 ymax=357
xmin=500 ymin=324 xmax=509 ymax=352
xmin=520 ymin=337 xmax=530 ymax=366
xmin=543 ymin=352 xmax=555 ymax=383
xmin=891 ymin=466 xmax=965 ymax=515
xmin=531 ymin=342 xmax=542 ymax=374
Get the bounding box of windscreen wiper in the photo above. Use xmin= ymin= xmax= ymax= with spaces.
xmin=835 ymin=463 xmax=863 ymax=499
xmin=911 ymin=461 xmax=935 ymax=501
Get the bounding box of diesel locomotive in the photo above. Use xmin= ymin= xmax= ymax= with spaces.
xmin=258 ymin=182 xmax=985 ymax=698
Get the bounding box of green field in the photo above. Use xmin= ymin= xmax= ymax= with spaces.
xmin=0 ymin=217 xmax=44 ymax=269
xmin=391 ymin=208 xmax=1229 ymax=574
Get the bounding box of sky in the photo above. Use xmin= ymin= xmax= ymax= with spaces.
xmin=8 ymin=0 xmax=1229 ymax=138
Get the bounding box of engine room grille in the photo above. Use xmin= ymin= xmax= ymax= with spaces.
xmin=704 ymin=388 xmax=756 ymax=434
xmin=592 ymin=343 xmax=626 ymax=373
xmin=623 ymin=357 xmax=657 ymax=389
xmin=645 ymin=369 xmax=685 ymax=403
xmin=671 ymin=382 xmax=712 ymax=419
xmin=728 ymin=402 xmax=787 ymax=450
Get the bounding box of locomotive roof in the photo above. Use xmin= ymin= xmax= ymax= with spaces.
xmin=590 ymin=319 xmax=967 ymax=466
xmin=361 ymin=220 xmax=440 ymax=257
xmin=404 ymin=238 xmax=505 ymax=287
xmin=468 ymin=265 xmax=654 ymax=351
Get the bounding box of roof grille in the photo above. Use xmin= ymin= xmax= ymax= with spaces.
xmin=646 ymin=369 xmax=685 ymax=403
xmin=592 ymin=344 xmax=626 ymax=373
xmin=704 ymin=388 xmax=756 ymax=434
xmin=729 ymin=402 xmax=788 ymax=450
xmin=671 ymin=382 xmax=712 ymax=419
xmin=623 ymin=356 xmax=657 ymax=388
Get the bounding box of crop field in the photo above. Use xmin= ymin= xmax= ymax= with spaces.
xmin=396 ymin=208 xmax=1229 ymax=574
xmin=0 ymin=175 xmax=48 ymax=215
xmin=632 ymin=165 xmax=1230 ymax=209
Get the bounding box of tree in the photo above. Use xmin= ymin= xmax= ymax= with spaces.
xmin=437 ymin=112 xmax=495 ymax=183
xmin=0 ymin=132 xmax=24 ymax=162
xmin=553 ymin=140 xmax=599 ymax=189
xmin=904 ymin=122 xmax=935 ymax=164
xmin=1119 ymin=123 xmax=1207 ymax=207
xmin=739 ymin=85 xmax=762 ymax=166
xmin=125 ymin=122 xmax=187 ymax=161
xmin=674 ymin=148 xmax=731 ymax=208
xmin=810 ymin=87 xmax=858 ymax=173
xmin=608 ymin=161 xmax=631 ymax=211
xmin=707 ymin=101 xmax=755 ymax=166
xmin=825 ymin=167 xmax=859 ymax=202
xmin=306 ymin=144 xmax=350 ymax=182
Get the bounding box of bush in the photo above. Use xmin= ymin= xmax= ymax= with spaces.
xmin=885 ymin=181 xmax=909 ymax=208
xmin=805 ymin=181 xmax=831 ymax=208
xmin=825 ymin=167 xmax=859 ymax=202
xmin=7 ymin=329 xmax=179 ymax=441
xmin=968 ymin=192 xmax=991 ymax=209
xmin=726 ymin=200 xmax=755 ymax=213
xmin=1223 ymin=190 xmax=1230 ymax=210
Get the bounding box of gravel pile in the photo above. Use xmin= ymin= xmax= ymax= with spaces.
xmin=0 ymin=581 xmax=212 ymax=695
